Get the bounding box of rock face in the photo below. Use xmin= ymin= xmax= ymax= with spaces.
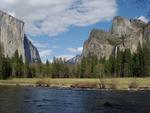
xmin=144 ymin=23 xmax=150 ymax=41
xmin=82 ymin=29 xmax=113 ymax=60
xmin=82 ymin=16 xmax=150 ymax=59
xmin=24 ymin=35 xmax=41 ymax=63
xmin=67 ymin=55 xmax=81 ymax=64
xmin=111 ymin=16 xmax=145 ymax=53
xmin=0 ymin=10 xmax=41 ymax=63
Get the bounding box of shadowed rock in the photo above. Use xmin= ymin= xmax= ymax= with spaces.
xmin=0 ymin=10 xmax=41 ymax=63
xmin=81 ymin=16 xmax=150 ymax=61
xmin=103 ymin=102 xmax=112 ymax=107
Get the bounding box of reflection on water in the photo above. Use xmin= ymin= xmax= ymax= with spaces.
xmin=0 ymin=86 xmax=150 ymax=113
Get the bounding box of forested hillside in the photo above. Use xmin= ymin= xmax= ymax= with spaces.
xmin=0 ymin=40 xmax=150 ymax=79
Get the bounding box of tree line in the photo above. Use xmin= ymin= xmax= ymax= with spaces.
xmin=104 ymin=41 xmax=150 ymax=77
xmin=0 ymin=41 xmax=150 ymax=79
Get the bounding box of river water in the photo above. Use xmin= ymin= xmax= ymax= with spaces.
xmin=0 ymin=86 xmax=150 ymax=113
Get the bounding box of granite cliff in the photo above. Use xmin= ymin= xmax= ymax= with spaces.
xmin=82 ymin=16 xmax=150 ymax=60
xmin=66 ymin=55 xmax=81 ymax=64
xmin=0 ymin=10 xmax=41 ymax=63
xmin=24 ymin=35 xmax=41 ymax=63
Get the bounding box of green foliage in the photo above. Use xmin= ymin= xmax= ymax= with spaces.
xmin=0 ymin=43 xmax=12 ymax=79
xmin=1 ymin=57 xmax=12 ymax=79
xmin=101 ymin=41 xmax=150 ymax=77
xmin=129 ymin=80 xmax=138 ymax=89
xmin=12 ymin=50 xmax=24 ymax=77
xmin=0 ymin=39 xmax=150 ymax=79
xmin=51 ymin=57 xmax=69 ymax=78
xmin=143 ymin=41 xmax=150 ymax=76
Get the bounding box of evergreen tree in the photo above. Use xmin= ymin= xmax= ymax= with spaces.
xmin=0 ymin=43 xmax=4 ymax=79
xmin=90 ymin=55 xmax=98 ymax=76
xmin=80 ymin=56 xmax=87 ymax=78
xmin=18 ymin=55 xmax=24 ymax=77
xmin=31 ymin=61 xmax=42 ymax=77
xmin=123 ymin=49 xmax=132 ymax=77
xmin=1 ymin=57 xmax=12 ymax=79
xmin=42 ymin=59 xmax=50 ymax=77
xmin=24 ymin=58 xmax=30 ymax=78
xmin=12 ymin=50 xmax=20 ymax=77
xmin=132 ymin=53 xmax=140 ymax=77
xmin=143 ymin=41 xmax=150 ymax=76
xmin=137 ymin=42 xmax=144 ymax=76
xmin=95 ymin=63 xmax=104 ymax=78
xmin=115 ymin=49 xmax=123 ymax=76
xmin=108 ymin=55 xmax=116 ymax=76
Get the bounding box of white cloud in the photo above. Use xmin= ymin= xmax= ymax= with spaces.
xmin=68 ymin=47 xmax=83 ymax=53
xmin=33 ymin=41 xmax=49 ymax=49
xmin=7 ymin=11 xmax=16 ymax=17
xmin=78 ymin=47 xmax=83 ymax=52
xmin=0 ymin=0 xmax=117 ymax=37
xmin=3 ymin=0 xmax=18 ymax=4
xmin=138 ymin=16 xmax=149 ymax=23
xmin=56 ymin=55 xmax=74 ymax=60
xmin=39 ymin=50 xmax=52 ymax=58
xmin=26 ymin=37 xmax=50 ymax=49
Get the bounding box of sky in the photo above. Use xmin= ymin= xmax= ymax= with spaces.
xmin=0 ymin=0 xmax=150 ymax=62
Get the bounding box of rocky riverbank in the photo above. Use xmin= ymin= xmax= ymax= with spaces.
xmin=0 ymin=78 xmax=150 ymax=90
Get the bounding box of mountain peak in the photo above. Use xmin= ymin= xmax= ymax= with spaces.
xmin=0 ymin=10 xmax=41 ymax=63
xmin=81 ymin=16 xmax=150 ymax=61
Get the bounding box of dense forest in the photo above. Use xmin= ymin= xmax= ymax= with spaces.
xmin=0 ymin=40 xmax=150 ymax=80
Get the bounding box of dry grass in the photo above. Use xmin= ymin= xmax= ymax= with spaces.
xmin=129 ymin=80 xmax=138 ymax=89
xmin=0 ymin=77 xmax=150 ymax=90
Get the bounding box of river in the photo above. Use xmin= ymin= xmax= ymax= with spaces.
xmin=0 ymin=86 xmax=150 ymax=113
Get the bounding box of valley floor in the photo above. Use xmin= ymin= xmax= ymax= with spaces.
xmin=0 ymin=78 xmax=150 ymax=90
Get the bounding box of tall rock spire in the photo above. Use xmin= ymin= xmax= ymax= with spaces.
xmin=0 ymin=10 xmax=41 ymax=63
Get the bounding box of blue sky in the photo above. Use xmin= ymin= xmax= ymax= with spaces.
xmin=30 ymin=21 xmax=112 ymax=62
xmin=0 ymin=0 xmax=150 ymax=62
xmin=33 ymin=0 xmax=149 ymax=62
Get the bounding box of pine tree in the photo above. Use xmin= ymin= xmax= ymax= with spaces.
xmin=12 ymin=50 xmax=20 ymax=77
xmin=1 ymin=57 xmax=12 ymax=79
xmin=108 ymin=55 xmax=116 ymax=76
xmin=115 ymin=49 xmax=123 ymax=77
xmin=143 ymin=41 xmax=150 ymax=76
xmin=0 ymin=43 xmax=4 ymax=79
xmin=123 ymin=49 xmax=132 ymax=77
xmin=42 ymin=59 xmax=50 ymax=77
xmin=95 ymin=63 xmax=104 ymax=78
xmin=90 ymin=55 xmax=98 ymax=76
xmin=132 ymin=53 xmax=141 ymax=77
xmin=24 ymin=58 xmax=30 ymax=78
xmin=31 ymin=61 xmax=42 ymax=77
xmin=137 ymin=42 xmax=144 ymax=76
xmin=18 ymin=55 xmax=24 ymax=77
xmin=80 ymin=56 xmax=87 ymax=78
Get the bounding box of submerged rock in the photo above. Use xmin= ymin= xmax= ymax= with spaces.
xmin=103 ymin=102 xmax=112 ymax=107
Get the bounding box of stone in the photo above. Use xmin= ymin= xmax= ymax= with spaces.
xmin=0 ymin=10 xmax=41 ymax=63
xmin=66 ymin=54 xmax=81 ymax=64
xmin=24 ymin=35 xmax=41 ymax=63
xmin=81 ymin=16 xmax=150 ymax=60
xmin=82 ymin=29 xmax=113 ymax=60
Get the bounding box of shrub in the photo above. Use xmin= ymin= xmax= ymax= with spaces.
xmin=110 ymin=79 xmax=118 ymax=89
xmin=129 ymin=80 xmax=138 ymax=89
xmin=71 ymin=82 xmax=97 ymax=89
xmin=99 ymin=79 xmax=106 ymax=89
xmin=36 ymin=79 xmax=50 ymax=87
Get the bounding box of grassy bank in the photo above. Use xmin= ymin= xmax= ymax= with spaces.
xmin=0 ymin=78 xmax=150 ymax=90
